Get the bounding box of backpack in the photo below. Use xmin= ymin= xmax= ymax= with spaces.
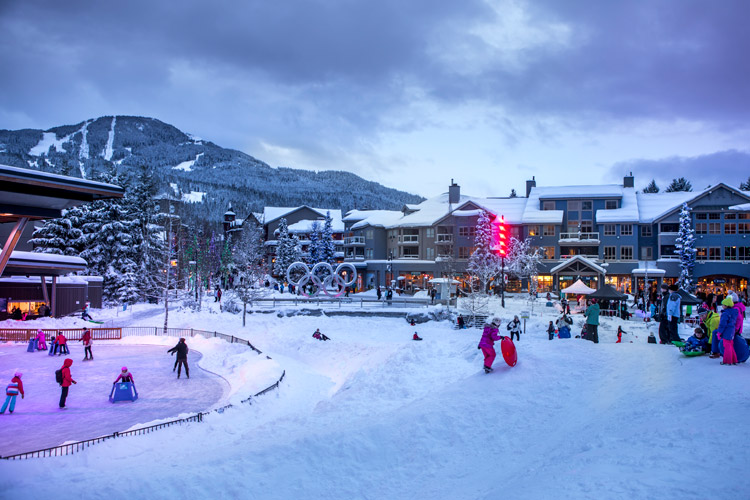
xmin=55 ymin=369 xmax=63 ymax=385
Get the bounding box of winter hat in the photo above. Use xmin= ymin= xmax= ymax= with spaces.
xmin=697 ymin=304 xmax=710 ymax=316
xmin=730 ymin=292 xmax=740 ymax=303
xmin=669 ymin=284 xmax=678 ymax=291
xmin=14 ymin=371 xmax=22 ymax=378
xmin=721 ymin=296 xmax=734 ymax=308
xmin=121 ymin=367 xmax=128 ymax=372
xmin=491 ymin=317 xmax=501 ymax=326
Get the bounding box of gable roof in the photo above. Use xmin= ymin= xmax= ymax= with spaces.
xmin=263 ymin=206 xmax=342 ymax=226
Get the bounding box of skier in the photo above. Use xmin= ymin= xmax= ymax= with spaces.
xmin=0 ymin=371 xmax=24 ymax=414
xmin=168 ymin=338 xmax=190 ymax=378
xmin=547 ymin=321 xmax=555 ymax=340
xmin=413 ymin=332 xmax=423 ymax=341
xmin=114 ymin=366 xmax=134 ymax=384
xmin=506 ymin=316 xmax=522 ymax=342
xmin=714 ymin=296 xmax=739 ymax=365
xmin=80 ymin=327 xmax=93 ymax=361
xmin=584 ymin=299 xmax=600 ymax=343
xmin=479 ymin=318 xmax=503 ymax=373
xmin=58 ymin=358 xmax=77 ymax=408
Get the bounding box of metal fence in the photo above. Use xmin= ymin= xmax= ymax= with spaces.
xmin=0 ymin=327 xmax=278 ymax=460
xmin=247 ymin=296 xmax=450 ymax=309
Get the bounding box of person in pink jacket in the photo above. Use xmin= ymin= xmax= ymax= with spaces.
xmin=730 ymin=292 xmax=745 ymax=336
xmin=36 ymin=329 xmax=47 ymax=351
xmin=478 ymin=317 xmax=503 ymax=373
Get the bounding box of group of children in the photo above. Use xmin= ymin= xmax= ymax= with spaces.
xmin=680 ymin=292 xmax=747 ymax=365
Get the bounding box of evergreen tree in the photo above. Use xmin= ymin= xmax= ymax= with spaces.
xmin=740 ymin=176 xmax=750 ymax=191
xmin=274 ymin=218 xmax=302 ymax=277
xmin=321 ymin=211 xmax=337 ymax=265
xmin=233 ymin=223 xmax=271 ymax=326
xmin=308 ymin=220 xmax=323 ymax=264
xmin=29 ymin=208 xmax=83 ymax=255
xmin=467 ymin=211 xmax=500 ymax=294
xmin=509 ymin=189 xmax=517 ymax=198
xmin=675 ymin=203 xmax=697 ymax=292
xmin=665 ymin=177 xmax=692 ymax=192
xmin=643 ymin=179 xmax=660 ymax=193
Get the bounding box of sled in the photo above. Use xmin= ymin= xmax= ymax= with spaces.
xmin=682 ymin=350 xmax=706 ymax=357
xmin=86 ymin=320 xmax=104 ymax=324
xmin=672 ymin=341 xmax=686 ymax=348
xmin=109 ymin=382 xmax=138 ymax=403
xmin=501 ymin=337 xmax=517 ymax=367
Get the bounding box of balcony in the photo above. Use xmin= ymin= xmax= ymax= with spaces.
xmin=398 ymin=235 xmax=419 ymax=245
xmin=559 ymin=232 xmax=600 ymax=245
xmin=344 ymin=236 xmax=365 ymax=245
xmin=345 ymin=255 xmax=366 ymax=261
xmin=560 ymin=254 xmax=601 ymax=262
xmin=436 ymin=233 xmax=453 ymax=243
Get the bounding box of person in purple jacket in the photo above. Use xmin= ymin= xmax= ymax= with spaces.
xmin=478 ymin=317 xmax=504 ymax=373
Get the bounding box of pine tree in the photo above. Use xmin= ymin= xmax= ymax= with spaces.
xmin=308 ymin=220 xmax=322 ymax=264
xmin=740 ymin=176 xmax=750 ymax=191
xmin=274 ymin=218 xmax=302 ymax=277
xmin=674 ymin=203 xmax=697 ymax=292
xmin=467 ymin=211 xmax=500 ymax=294
xmin=643 ymin=179 xmax=660 ymax=193
xmin=29 ymin=209 xmax=83 ymax=255
xmin=665 ymin=177 xmax=692 ymax=192
xmin=321 ymin=211 xmax=337 ymax=265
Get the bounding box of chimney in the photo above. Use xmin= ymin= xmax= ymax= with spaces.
xmin=449 ymin=179 xmax=460 ymax=204
xmin=623 ymin=172 xmax=634 ymax=188
xmin=525 ymin=176 xmax=536 ymax=197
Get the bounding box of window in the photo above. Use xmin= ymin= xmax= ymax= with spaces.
xmin=739 ymin=222 xmax=750 ymax=234
xmin=740 ymin=247 xmax=750 ymax=261
xmin=605 ymin=200 xmax=618 ymax=210
xmin=542 ymin=201 xmax=556 ymax=211
xmin=401 ymin=247 xmax=419 ymax=258
xmin=725 ymin=246 xmax=737 ymax=260
xmin=582 ymin=201 xmax=593 ymax=210
xmin=641 ymin=225 xmax=652 ymax=237
xmin=725 ymin=213 xmax=736 ymax=220
xmin=528 ymin=226 xmax=540 ymax=237
xmin=696 ymin=247 xmax=707 ymax=260
xmin=604 ymin=224 xmax=616 ymax=236
xmin=725 ymin=223 xmax=737 ymax=234
xmin=708 ymin=247 xmax=721 ymax=260
xmin=580 ymin=221 xmax=593 ymax=233
xmin=426 ymin=247 xmax=435 ymax=260
xmin=695 ymin=223 xmax=707 ymax=234
xmin=620 ymin=224 xmax=633 ymax=236
xmin=604 ymin=246 xmax=616 ymax=260
xmin=660 ymin=223 xmax=679 ymax=233
xmin=661 ymin=245 xmax=676 ymax=257
xmin=425 ymin=228 xmax=434 ymax=238
xmin=641 ymin=247 xmax=653 ymax=260
xmin=620 ymin=246 xmax=633 ymax=260
xmin=542 ymin=247 xmax=555 ymax=259
xmin=543 ymin=225 xmax=555 ymax=236
xmin=365 ymin=229 xmax=374 ymax=240
xmin=708 ymin=213 xmax=721 ymax=220
xmin=708 ymin=223 xmax=720 ymax=235
xmin=458 ymin=247 xmax=471 ymax=259
xmin=695 ymin=213 xmax=708 ymax=220
xmin=741 ymin=214 xmax=750 ymax=220
xmin=458 ymin=226 xmax=476 ymax=238
xmin=568 ymin=201 xmax=581 ymax=211
xmin=511 ymin=227 xmax=521 ymax=238
xmin=365 ymin=248 xmax=373 ymax=259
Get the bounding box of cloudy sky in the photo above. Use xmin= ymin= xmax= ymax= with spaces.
xmin=2 ymin=0 xmax=749 ymax=198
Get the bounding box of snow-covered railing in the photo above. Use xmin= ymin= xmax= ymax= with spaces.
xmin=0 ymin=327 xmax=282 ymax=460
xmin=245 ymin=296 xmax=443 ymax=308
xmin=559 ymin=232 xmax=600 ymax=241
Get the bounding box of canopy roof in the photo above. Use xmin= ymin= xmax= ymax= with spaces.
xmin=676 ymin=289 xmax=702 ymax=306
xmin=588 ymin=284 xmax=628 ymax=300
xmin=560 ymin=279 xmax=596 ymax=295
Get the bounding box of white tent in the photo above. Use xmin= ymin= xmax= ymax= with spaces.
xmin=560 ymin=279 xmax=596 ymax=295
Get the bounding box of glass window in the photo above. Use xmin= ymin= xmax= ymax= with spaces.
xmin=725 ymin=213 xmax=736 ymax=220
xmin=620 ymin=224 xmax=633 ymax=236
xmin=365 ymin=229 xmax=374 ymax=239
xmin=695 ymin=213 xmax=708 ymax=220
xmin=695 ymin=223 xmax=707 ymax=234
xmin=708 ymin=213 xmax=721 ymax=220
xmin=725 ymin=223 xmax=737 ymax=234
xmin=458 ymin=247 xmax=471 ymax=259
xmin=708 ymin=247 xmax=721 ymax=260
xmin=725 ymin=246 xmax=737 ymax=260
xmin=604 ymin=246 xmax=616 ymax=260
xmin=604 ymin=224 xmax=616 ymax=236
xmin=568 ymin=200 xmax=581 ymax=211
xmin=641 ymin=225 xmax=652 ymax=237
xmin=365 ymin=248 xmax=373 ymax=259
xmin=708 ymin=223 xmax=720 ymax=235
xmin=620 ymin=246 xmax=633 ymax=260
xmin=605 ymin=200 xmax=618 ymax=210
xmin=661 ymin=245 xmax=676 ymax=257
xmin=696 ymin=247 xmax=707 ymax=260
xmin=641 ymin=247 xmax=653 ymax=260
xmin=458 ymin=227 xmax=476 ymax=238
xmin=425 ymin=228 xmax=435 ymax=238
xmin=739 ymin=213 xmax=750 ymax=219
xmin=660 ymin=223 xmax=679 ymax=233
xmin=426 ymin=247 xmax=435 ymax=259
xmin=543 ymin=247 xmax=555 ymax=259
xmin=582 ymin=201 xmax=592 ymax=210
xmin=542 ymin=201 xmax=556 ymax=211
xmin=543 ymin=225 xmax=555 ymax=236
xmin=528 ymin=226 xmax=540 ymax=237
xmin=739 ymin=222 xmax=750 ymax=234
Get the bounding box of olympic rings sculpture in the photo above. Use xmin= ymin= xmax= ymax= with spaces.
xmin=286 ymin=261 xmax=357 ymax=298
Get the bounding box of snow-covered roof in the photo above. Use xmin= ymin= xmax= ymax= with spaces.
xmin=522 ymin=187 xmax=564 ymax=224
xmin=595 ymin=188 xmax=639 ymax=223
xmin=389 ymin=192 xmax=475 ymax=228
xmin=728 ymin=202 xmax=750 ymax=211
xmin=635 ymin=191 xmax=698 ymax=223
xmin=287 ymin=217 xmax=345 ymax=233
xmin=536 ymin=184 xmax=624 ymax=199
xmin=347 ymin=210 xmax=403 ymax=230
xmin=550 ymin=256 xmax=606 ymax=275
xmin=451 ymin=209 xmax=485 ymax=217
xmin=470 ymin=197 xmax=528 ymax=225
xmin=9 ymin=250 xmax=86 ymax=266
xmin=263 ymin=206 xmax=342 ymax=225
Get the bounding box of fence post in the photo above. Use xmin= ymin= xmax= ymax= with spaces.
xmin=154 ymin=327 xmax=157 ymax=336
xmin=231 ymin=335 xmax=235 ymax=343
xmin=191 ymin=328 xmax=194 ymax=337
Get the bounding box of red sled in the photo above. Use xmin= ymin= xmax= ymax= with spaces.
xmin=501 ymin=337 xmax=517 ymax=367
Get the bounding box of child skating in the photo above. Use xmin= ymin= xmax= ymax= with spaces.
xmin=1 ymin=372 xmax=24 ymax=414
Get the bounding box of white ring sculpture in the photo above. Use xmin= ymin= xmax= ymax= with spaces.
xmin=286 ymin=261 xmax=357 ymax=298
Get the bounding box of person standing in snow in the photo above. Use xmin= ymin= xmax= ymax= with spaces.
xmin=547 ymin=321 xmax=555 ymax=340
xmin=729 ymin=292 xmax=745 ymax=337
xmin=507 ymin=316 xmax=522 ymax=341
xmin=59 ymin=358 xmax=77 ymax=408
xmin=168 ymin=338 xmax=190 ymax=378
xmin=376 ymin=287 xmax=382 ymax=301
xmin=556 ymin=314 xmax=572 ymax=338
xmin=479 ymin=318 xmax=503 ymax=373
xmin=714 ymin=296 xmax=739 ymax=365
xmin=80 ymin=327 xmax=93 ymax=361
xmin=584 ymin=299 xmax=600 ymax=343
xmin=616 ymin=326 xmax=625 ymax=343
xmin=1 ymin=371 xmax=24 ymax=414
xmin=665 ymin=284 xmax=682 ymax=343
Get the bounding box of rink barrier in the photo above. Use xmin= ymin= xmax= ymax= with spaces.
xmin=0 ymin=327 xmax=281 ymax=461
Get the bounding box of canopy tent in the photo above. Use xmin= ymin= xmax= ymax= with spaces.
xmin=676 ymin=289 xmax=702 ymax=306
xmin=588 ymin=284 xmax=628 ymax=300
xmin=560 ymin=279 xmax=596 ymax=295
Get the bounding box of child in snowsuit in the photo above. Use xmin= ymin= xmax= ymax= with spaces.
xmin=714 ymin=296 xmax=739 ymax=365
xmin=1 ymin=372 xmax=24 ymax=414
xmin=36 ymin=329 xmax=47 ymax=350
xmin=616 ymin=326 xmax=625 ymax=343
xmin=114 ymin=367 xmax=134 ymax=384
xmin=413 ymin=332 xmax=422 ymax=341
xmin=168 ymin=338 xmax=190 ymax=378
xmin=59 ymin=358 xmax=77 ymax=408
xmin=507 ymin=316 xmax=521 ymax=342
xmin=80 ymin=327 xmax=93 ymax=361
xmin=56 ymin=333 xmax=69 ymax=355
xmin=479 ymin=318 xmax=503 ymax=373
xmin=681 ymin=328 xmax=709 ymax=353
xmin=547 ymin=321 xmax=555 ymax=340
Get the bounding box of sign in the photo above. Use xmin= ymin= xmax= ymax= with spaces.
xmin=713 ymin=279 xmax=726 ymax=284
xmin=520 ymin=310 xmax=530 ymax=319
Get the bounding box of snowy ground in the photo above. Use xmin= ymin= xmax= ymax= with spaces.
xmin=0 ymin=295 xmax=748 ymax=500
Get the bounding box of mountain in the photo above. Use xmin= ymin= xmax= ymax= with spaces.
xmin=0 ymin=116 xmax=424 ymax=225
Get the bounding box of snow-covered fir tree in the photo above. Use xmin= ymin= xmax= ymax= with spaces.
xmin=320 ymin=211 xmax=337 ymax=265
xmin=740 ymin=176 xmax=750 ymax=191
xmin=29 ymin=207 xmax=84 ymax=255
xmin=274 ymin=218 xmax=302 ymax=277
xmin=308 ymin=220 xmax=322 ymax=264
xmin=674 ymin=203 xmax=697 ymax=292
xmin=467 ymin=211 xmax=500 ymax=294
xmin=506 ymin=237 xmax=543 ymax=294
xmin=665 ymin=177 xmax=692 ymax=192
xmin=643 ymin=179 xmax=660 ymax=193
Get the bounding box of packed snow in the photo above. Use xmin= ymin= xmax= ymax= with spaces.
xmin=172 ymin=152 xmax=204 ymax=172
xmin=0 ymin=295 xmax=748 ymax=499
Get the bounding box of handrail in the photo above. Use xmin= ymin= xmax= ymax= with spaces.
xmin=0 ymin=327 xmax=280 ymax=460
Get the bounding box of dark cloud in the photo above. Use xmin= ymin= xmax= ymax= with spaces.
xmin=609 ymin=149 xmax=750 ymax=191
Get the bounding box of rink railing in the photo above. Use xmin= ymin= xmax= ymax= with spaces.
xmin=0 ymin=327 xmax=282 ymax=461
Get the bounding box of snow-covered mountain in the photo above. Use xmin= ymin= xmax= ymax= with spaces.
xmin=0 ymin=116 xmax=424 ymax=224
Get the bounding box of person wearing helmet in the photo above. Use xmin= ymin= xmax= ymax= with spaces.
xmin=1 ymin=371 xmax=24 ymax=414
xmin=479 ymin=318 xmax=504 ymax=373
xmin=114 ymin=367 xmax=134 ymax=384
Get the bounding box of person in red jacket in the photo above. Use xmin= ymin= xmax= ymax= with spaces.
xmin=80 ymin=327 xmax=93 ymax=361
xmin=413 ymin=332 xmax=423 ymax=341
xmin=59 ymin=358 xmax=77 ymax=408
xmin=56 ymin=333 xmax=69 ymax=356
xmin=1 ymin=371 xmax=24 ymax=414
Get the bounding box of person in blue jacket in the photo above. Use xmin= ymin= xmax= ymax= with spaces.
xmin=714 ymin=296 xmax=739 ymax=365
xmin=681 ymin=328 xmax=709 ymax=353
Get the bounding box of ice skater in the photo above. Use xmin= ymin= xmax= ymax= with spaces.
xmin=479 ymin=318 xmax=503 ymax=373
xmin=114 ymin=366 xmax=134 ymax=384
xmin=58 ymin=359 xmax=77 ymax=408
xmin=55 ymin=332 xmax=69 ymax=355
xmin=80 ymin=327 xmax=93 ymax=361
xmin=168 ymin=338 xmax=190 ymax=378
xmin=1 ymin=371 xmax=24 ymax=414
xmin=36 ymin=329 xmax=47 ymax=351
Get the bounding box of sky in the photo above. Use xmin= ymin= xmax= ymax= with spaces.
xmin=1 ymin=0 xmax=749 ymax=198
